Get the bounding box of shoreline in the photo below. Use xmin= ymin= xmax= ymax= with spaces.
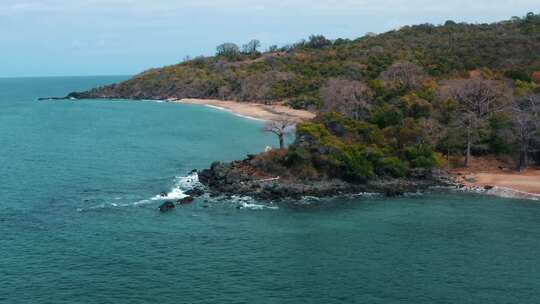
xmin=452 ymin=170 xmax=540 ymax=201
xmin=171 ymin=98 xmax=316 ymax=122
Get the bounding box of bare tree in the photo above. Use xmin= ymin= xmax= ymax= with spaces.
xmin=242 ymin=39 xmax=261 ymax=55
xmin=216 ymin=43 xmax=240 ymax=61
xmin=442 ymin=79 xmax=507 ymax=167
xmin=320 ymin=78 xmax=372 ymax=120
xmin=267 ymin=45 xmax=278 ymax=52
xmin=380 ymin=61 xmax=426 ymax=90
xmin=262 ymin=119 xmax=296 ymax=150
xmin=508 ymin=94 xmax=540 ymax=170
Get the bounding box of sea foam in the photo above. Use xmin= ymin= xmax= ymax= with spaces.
xmin=79 ymin=172 xmax=202 ymax=211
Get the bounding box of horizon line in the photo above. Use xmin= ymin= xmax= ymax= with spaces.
xmin=0 ymin=74 xmax=133 ymax=79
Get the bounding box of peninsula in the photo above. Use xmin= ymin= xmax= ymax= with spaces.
xmin=62 ymin=13 xmax=540 ymax=200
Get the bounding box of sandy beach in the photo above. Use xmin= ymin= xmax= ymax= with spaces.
xmin=173 ymin=98 xmax=316 ymax=122
xmin=472 ymin=171 xmax=540 ymax=194
xmin=454 ymin=169 xmax=540 ymax=200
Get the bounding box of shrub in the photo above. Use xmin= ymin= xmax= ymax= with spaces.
xmin=338 ymin=146 xmax=374 ymax=182
xmin=515 ymin=80 xmax=535 ymax=95
xmin=306 ymin=35 xmax=332 ymax=49
xmin=532 ymin=71 xmax=540 ymax=84
xmin=296 ymin=123 xmax=330 ymax=140
xmin=375 ymin=156 xmax=407 ymax=177
xmin=504 ymin=70 xmax=532 ymax=82
xmin=369 ymin=104 xmax=403 ymax=128
xmin=405 ymin=145 xmax=437 ymax=168
xmin=287 ymin=94 xmax=322 ymax=110
xmin=402 ymin=94 xmax=432 ymax=119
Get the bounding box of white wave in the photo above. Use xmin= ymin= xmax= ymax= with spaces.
xmin=148 ymin=171 xmax=202 ymax=201
xmin=229 ymin=195 xmax=279 ymax=210
xmin=205 ymin=104 xmax=227 ymax=111
xmin=350 ymin=192 xmax=381 ymax=197
xmin=301 ymin=196 xmax=321 ymax=202
xmin=204 ymin=104 xmax=266 ymax=122
xmin=239 ymin=202 xmax=279 ymax=210
xmin=403 ymin=191 xmax=424 ymax=197
xmin=78 ymin=172 xmax=203 ymax=211
xmin=486 ymin=186 xmax=540 ymax=201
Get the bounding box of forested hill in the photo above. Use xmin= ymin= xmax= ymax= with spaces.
xmin=70 ymin=13 xmax=540 ymax=185
xmin=71 ymin=13 xmax=540 ymax=106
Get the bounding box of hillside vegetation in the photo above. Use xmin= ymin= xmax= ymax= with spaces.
xmin=73 ymin=13 xmax=540 ymax=182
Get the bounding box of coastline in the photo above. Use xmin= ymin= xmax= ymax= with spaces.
xmin=453 ymin=170 xmax=540 ymax=201
xmin=172 ymin=98 xmax=316 ymax=122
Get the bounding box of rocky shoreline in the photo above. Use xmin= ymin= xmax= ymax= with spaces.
xmin=197 ymin=158 xmax=455 ymax=201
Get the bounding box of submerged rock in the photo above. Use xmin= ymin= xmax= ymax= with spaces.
xmin=159 ymin=201 xmax=175 ymax=212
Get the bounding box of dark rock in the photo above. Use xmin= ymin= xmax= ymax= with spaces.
xmin=177 ymin=196 xmax=194 ymax=205
xmin=484 ymin=185 xmax=494 ymax=190
xmin=198 ymin=156 xmax=445 ymax=201
xmin=185 ymin=188 xmax=205 ymax=197
xmin=198 ymin=169 xmax=212 ymax=185
xmin=159 ymin=192 xmax=168 ymax=198
xmin=384 ymin=188 xmax=405 ymax=197
xmin=410 ymin=168 xmax=432 ymax=179
xmin=159 ymin=201 xmax=175 ymax=212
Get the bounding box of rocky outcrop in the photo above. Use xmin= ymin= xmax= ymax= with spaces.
xmin=185 ymin=188 xmax=205 ymax=197
xmin=177 ymin=196 xmax=194 ymax=205
xmin=198 ymin=159 xmax=450 ymax=200
xmin=159 ymin=201 xmax=176 ymax=212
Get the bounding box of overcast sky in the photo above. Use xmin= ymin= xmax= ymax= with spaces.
xmin=1 ymin=0 xmax=539 ymax=77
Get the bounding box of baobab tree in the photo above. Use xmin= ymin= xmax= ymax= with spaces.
xmin=443 ymin=79 xmax=506 ymax=167
xmin=262 ymin=119 xmax=295 ymax=150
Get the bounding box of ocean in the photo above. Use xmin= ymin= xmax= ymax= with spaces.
xmin=1 ymin=76 xmax=539 ymax=303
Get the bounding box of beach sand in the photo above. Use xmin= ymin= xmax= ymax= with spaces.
xmin=472 ymin=171 xmax=540 ymax=195
xmin=454 ymin=169 xmax=540 ymax=200
xmin=173 ymin=98 xmax=316 ymax=122
xmin=450 ymin=156 xmax=540 ymax=199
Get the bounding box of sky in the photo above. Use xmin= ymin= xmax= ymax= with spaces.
xmin=1 ymin=0 xmax=539 ymax=77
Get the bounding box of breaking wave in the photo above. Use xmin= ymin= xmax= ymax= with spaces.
xmin=230 ymin=195 xmax=279 ymax=210
xmin=78 ymin=172 xmax=202 ymax=212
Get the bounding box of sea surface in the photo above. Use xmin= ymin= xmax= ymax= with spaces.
xmin=1 ymin=76 xmax=539 ymax=304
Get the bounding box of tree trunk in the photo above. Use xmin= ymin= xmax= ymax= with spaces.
xmin=518 ymin=142 xmax=529 ymax=171
xmin=279 ymin=134 xmax=285 ymax=150
xmin=518 ymin=150 xmax=526 ymax=171
xmin=465 ymin=126 xmax=471 ymax=167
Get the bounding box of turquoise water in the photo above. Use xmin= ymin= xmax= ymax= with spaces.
xmin=1 ymin=77 xmax=540 ymax=303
